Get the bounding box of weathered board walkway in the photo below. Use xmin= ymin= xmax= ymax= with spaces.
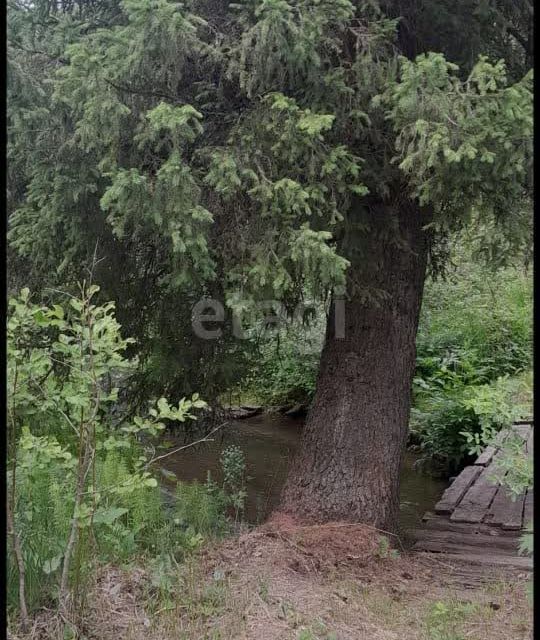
xmin=410 ymin=420 xmax=533 ymax=570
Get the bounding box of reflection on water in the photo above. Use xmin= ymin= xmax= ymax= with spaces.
xmin=158 ymin=412 xmax=446 ymax=533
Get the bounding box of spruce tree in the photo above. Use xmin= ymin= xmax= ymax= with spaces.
xmin=8 ymin=0 xmax=532 ymax=529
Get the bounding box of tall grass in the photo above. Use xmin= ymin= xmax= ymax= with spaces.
xmin=7 ymin=464 xmax=73 ymax=612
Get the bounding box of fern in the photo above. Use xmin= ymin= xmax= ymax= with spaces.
xmin=175 ymin=480 xmax=228 ymax=538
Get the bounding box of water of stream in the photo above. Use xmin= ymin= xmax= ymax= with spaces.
xmin=158 ymin=412 xmax=447 ymax=534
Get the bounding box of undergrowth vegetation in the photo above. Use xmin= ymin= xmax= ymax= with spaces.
xmin=6 ymin=286 xmax=247 ymax=634
xmin=7 ymin=263 xmax=531 ymax=634
xmin=411 ymin=248 xmax=532 ymax=473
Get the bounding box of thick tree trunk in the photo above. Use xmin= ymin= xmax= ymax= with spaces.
xmin=281 ymin=198 xmax=431 ymax=532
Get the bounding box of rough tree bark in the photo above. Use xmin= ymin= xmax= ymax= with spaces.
xmin=281 ymin=197 xmax=431 ymax=532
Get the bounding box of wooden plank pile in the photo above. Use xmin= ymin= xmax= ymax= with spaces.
xmin=411 ymin=421 xmax=533 ymax=570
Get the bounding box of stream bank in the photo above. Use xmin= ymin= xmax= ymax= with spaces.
xmin=157 ymin=412 xmax=447 ymax=535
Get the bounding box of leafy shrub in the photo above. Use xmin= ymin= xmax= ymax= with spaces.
xmin=6 ymin=286 xmax=206 ymax=620
xmin=6 ymin=280 xmax=250 ymax=622
xmin=411 ymin=251 xmax=532 ymax=471
xmin=411 ymin=375 xmax=528 ymax=474
xmin=417 ymin=255 xmax=532 ymax=385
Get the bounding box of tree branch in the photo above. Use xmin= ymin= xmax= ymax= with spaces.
xmin=104 ymin=78 xmax=178 ymax=103
xmin=145 ymin=421 xmax=228 ymax=467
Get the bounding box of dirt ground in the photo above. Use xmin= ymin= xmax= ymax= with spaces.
xmin=13 ymin=514 xmax=533 ymax=640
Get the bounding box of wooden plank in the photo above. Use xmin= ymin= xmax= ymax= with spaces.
xmin=511 ymin=424 xmax=530 ymax=442
xmin=502 ymin=501 xmax=526 ymax=530
xmin=475 ymin=445 xmax=497 ymax=466
xmin=485 ymin=438 xmax=514 ymax=479
xmin=484 ymin=484 xmax=525 ymax=530
xmin=451 ymin=465 xmax=499 ymax=523
xmin=475 ymin=428 xmax=510 ymax=466
xmin=493 ymin=429 xmax=510 ymax=445
xmin=412 ymin=539 xmax=519 ymax=558
xmin=523 ymin=489 xmax=533 ymax=527
xmin=415 ymin=550 xmax=533 ymax=571
xmin=434 ymin=466 xmax=482 ymax=514
xmin=420 ymin=514 xmax=520 ymax=538
xmin=414 ymin=555 xmax=510 ymax=587
xmin=410 ymin=528 xmax=520 ymax=551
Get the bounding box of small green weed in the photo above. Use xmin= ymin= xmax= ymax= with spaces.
xmin=257 ymin=575 xmax=270 ymax=603
xmin=297 ymin=621 xmax=338 ymax=639
xmin=376 ymin=536 xmax=400 ymax=559
xmin=220 ymin=445 xmax=248 ymax=522
xmin=424 ymin=600 xmax=479 ymax=640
